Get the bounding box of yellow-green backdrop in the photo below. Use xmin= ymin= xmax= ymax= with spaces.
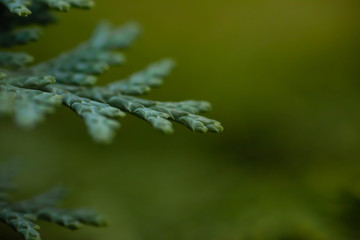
xmin=1 ymin=0 xmax=360 ymax=239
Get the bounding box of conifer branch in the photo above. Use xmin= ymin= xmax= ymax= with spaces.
xmin=0 ymin=162 xmax=105 ymax=240
xmin=0 ymin=1 xmax=223 ymax=143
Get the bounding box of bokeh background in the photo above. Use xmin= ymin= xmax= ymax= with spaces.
xmin=1 ymin=0 xmax=360 ymax=239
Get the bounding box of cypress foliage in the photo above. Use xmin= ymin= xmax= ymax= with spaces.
xmin=0 ymin=0 xmax=223 ymax=143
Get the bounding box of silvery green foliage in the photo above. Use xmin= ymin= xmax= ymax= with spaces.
xmin=0 ymin=0 xmax=93 ymax=17
xmin=0 ymin=162 xmax=105 ymax=240
xmin=0 ymin=0 xmax=223 ymax=143
xmin=0 ymin=0 xmax=92 ymax=47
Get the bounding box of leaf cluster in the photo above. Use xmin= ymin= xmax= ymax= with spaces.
xmin=0 ymin=162 xmax=105 ymax=240
xmin=0 ymin=0 xmax=223 ymax=143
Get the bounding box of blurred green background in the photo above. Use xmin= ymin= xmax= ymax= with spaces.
xmin=1 ymin=0 xmax=360 ymax=239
